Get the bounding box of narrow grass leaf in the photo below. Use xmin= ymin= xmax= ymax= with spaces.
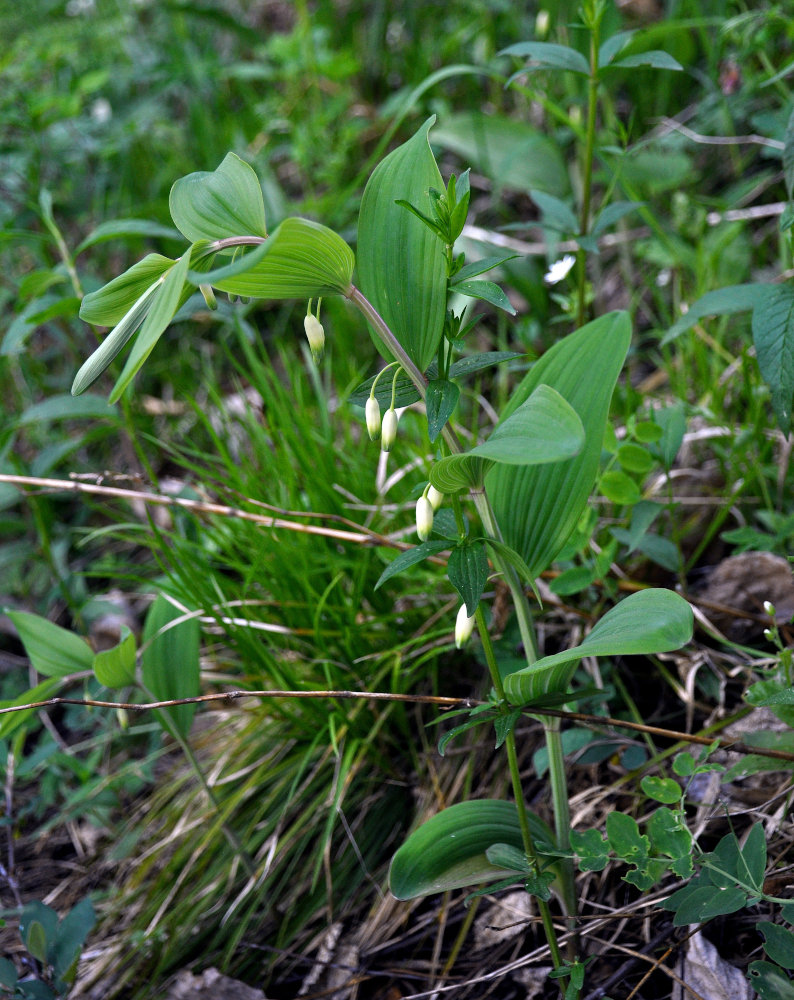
xmin=661 ymin=284 xmax=767 ymax=345
xmin=76 ymin=218 xmax=182 ymax=254
xmin=17 ymin=393 xmax=117 ymax=424
xmin=609 ymin=51 xmax=683 ymax=71
xmin=357 ymin=118 xmax=447 ymax=370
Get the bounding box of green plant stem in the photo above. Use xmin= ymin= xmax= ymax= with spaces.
xmin=347 ymin=283 xmax=539 ymax=661
xmin=576 ymin=21 xmax=600 ymax=328
xmin=542 ymin=718 xmax=578 ymax=947
xmin=474 ymin=606 xmax=566 ymax=982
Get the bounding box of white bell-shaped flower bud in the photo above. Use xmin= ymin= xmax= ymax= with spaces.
xmin=366 ymin=396 xmax=381 ymax=441
xmin=455 ymin=604 xmax=476 ymax=649
xmin=763 ymin=600 xmax=776 ymax=617
xmin=427 ymin=485 xmax=444 ymax=511
xmin=381 ymin=408 xmax=398 ymax=452
xmin=416 ymin=495 xmax=434 ymax=541
xmin=304 ymin=314 xmax=325 ymax=362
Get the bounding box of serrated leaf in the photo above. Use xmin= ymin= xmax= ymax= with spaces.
xmin=169 ymin=151 xmax=267 ymax=243
xmin=109 ymin=250 xmax=192 ymax=402
xmin=504 ymin=589 xmax=693 ymax=704
xmin=213 ymin=217 xmax=354 ymax=299
xmin=488 ymin=312 xmax=631 ymax=576
xmin=5 ymin=610 xmax=93 ymax=677
xmin=357 ymin=118 xmax=447 ymax=371
xmin=452 ymin=279 xmax=515 ymax=314
xmin=389 ymin=799 xmax=555 ymax=899
xmin=93 ymin=626 xmax=136 ymax=688
xmin=784 ymin=106 xmax=794 ymax=201
xmin=142 ymin=594 xmax=200 ymax=739
xmin=501 ymin=41 xmax=590 ymax=76
xmin=374 ymin=540 xmax=449 ymax=590
xmin=752 ymin=284 xmax=794 ymax=433
xmin=425 ymin=379 xmax=459 ymax=442
xmin=448 ymin=541 xmax=489 ymax=616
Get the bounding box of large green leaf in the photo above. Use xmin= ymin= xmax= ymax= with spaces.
xmin=357 ymin=118 xmax=447 ymax=371
xmin=79 ymin=253 xmax=175 ymax=327
xmin=169 ymin=151 xmax=268 ymax=243
xmin=214 ymin=217 xmax=355 ymax=299
xmin=141 ymin=594 xmax=201 ymax=739
xmin=429 ymin=384 xmax=584 ymax=494
xmin=390 ymin=799 xmax=555 ymax=899
xmin=504 ymin=589 xmax=693 ymax=704
xmin=752 ymin=284 xmax=794 ymax=434
xmin=488 ymin=312 xmax=631 ymax=575
xmin=5 ymin=610 xmax=93 ymax=677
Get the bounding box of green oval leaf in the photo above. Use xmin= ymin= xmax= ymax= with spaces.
xmin=5 ymin=610 xmax=93 ymax=677
xmin=641 ymin=775 xmax=681 ymax=804
xmin=488 ymin=312 xmax=632 ymax=576
xmin=600 ymin=469 xmax=642 ymax=505
xmin=374 ymin=540 xmax=449 ymax=590
xmin=93 ymin=626 xmax=137 ymax=688
xmin=504 ymin=589 xmax=693 ymax=704
xmin=169 ymin=151 xmax=267 ymax=243
xmin=357 ymin=118 xmax=447 ymax=371
xmin=389 ymin=799 xmax=555 ymax=899
xmin=214 ymin=217 xmax=354 ymax=299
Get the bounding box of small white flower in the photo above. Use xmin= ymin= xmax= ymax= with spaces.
xmin=427 ymin=485 xmax=444 ymax=511
xmin=544 ymin=254 xmax=576 ymax=285
xmin=381 ymin=408 xmax=398 ymax=452
xmin=365 ymin=396 xmax=381 ymax=441
xmin=763 ymin=628 xmax=776 ymax=642
xmin=416 ymin=495 xmax=434 ymax=541
xmin=455 ymin=605 xmax=476 ymax=648
xmin=304 ymin=314 xmax=325 ymax=362
xmin=91 ymin=98 xmax=112 ymax=124
xmin=763 ymin=600 xmax=776 ymax=617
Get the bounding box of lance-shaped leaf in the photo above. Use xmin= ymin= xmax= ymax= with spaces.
xmin=501 ymin=41 xmax=590 ymax=78
xmin=752 ymin=283 xmax=794 ymax=434
xmin=390 ymin=799 xmax=556 ymax=900
xmin=429 ymin=384 xmax=584 ymax=494
xmin=109 ymin=250 xmax=192 ymax=402
xmin=213 ymin=217 xmax=354 ymax=299
xmin=142 ymin=594 xmax=200 ymax=739
xmin=79 ymin=253 xmax=175 ymax=327
xmin=504 ymin=589 xmax=693 ymax=705
xmin=5 ymin=610 xmax=93 ymax=678
xmin=357 ymin=117 xmax=447 ymax=371
xmin=169 ymin=151 xmax=267 ymax=243
xmin=487 ymin=311 xmax=631 ymax=576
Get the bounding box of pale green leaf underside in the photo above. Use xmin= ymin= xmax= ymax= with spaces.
xmin=79 ymin=253 xmax=174 ymax=327
xmin=390 ymin=799 xmax=555 ymax=899
xmin=488 ymin=312 xmax=631 ymax=576
xmin=357 ymin=117 xmax=447 ymax=371
xmin=429 ymin=384 xmax=583 ymax=493
xmin=504 ymin=589 xmax=693 ymax=704
xmin=214 ymin=217 xmax=355 ymax=298
xmin=169 ymin=151 xmax=268 ymax=243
